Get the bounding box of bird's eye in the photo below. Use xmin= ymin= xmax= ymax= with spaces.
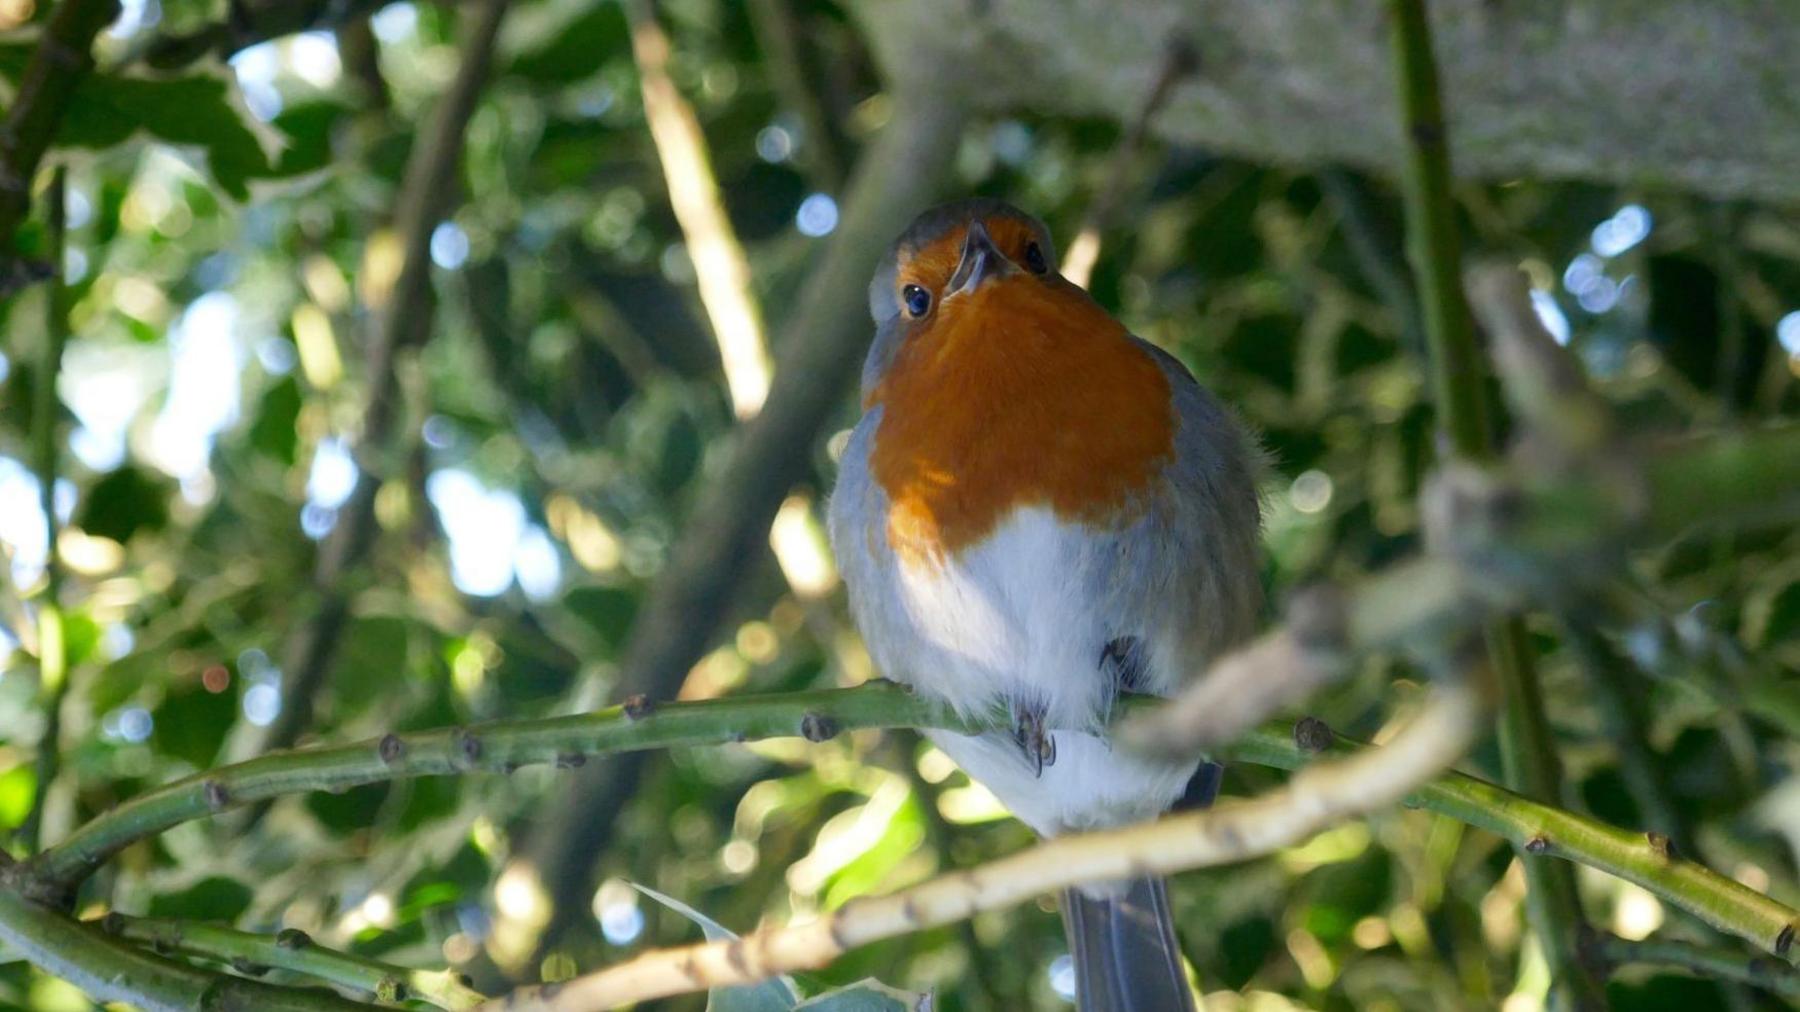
xmin=902 ymin=284 xmax=932 ymax=318
xmin=1023 ymin=241 xmax=1048 ymax=275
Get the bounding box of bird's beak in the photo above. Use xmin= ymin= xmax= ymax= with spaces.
xmin=944 ymin=221 xmax=1014 ymax=299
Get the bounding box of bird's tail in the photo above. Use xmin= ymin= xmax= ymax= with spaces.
xmin=1059 ymin=874 xmax=1197 ymax=1011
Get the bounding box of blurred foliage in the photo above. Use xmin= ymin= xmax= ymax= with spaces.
xmin=0 ymin=1 xmax=1797 ymax=1010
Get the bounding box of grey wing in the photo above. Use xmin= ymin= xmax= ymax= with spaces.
xmin=825 ymin=408 xmax=904 ymax=678
xmin=1106 ymin=338 xmax=1265 ymax=689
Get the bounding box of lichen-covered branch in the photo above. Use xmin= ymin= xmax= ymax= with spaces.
xmin=106 ymin=915 xmax=487 ymax=1009
xmin=0 ymin=887 xmax=376 ymax=1011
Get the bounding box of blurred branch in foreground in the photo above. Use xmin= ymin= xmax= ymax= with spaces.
xmin=229 ymin=0 xmax=512 ymax=763
xmin=1387 ymin=2 xmax=1604 ymax=1003
xmin=520 ymin=72 xmax=969 ymax=962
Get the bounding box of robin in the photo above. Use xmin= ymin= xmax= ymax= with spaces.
xmin=829 ymin=199 xmax=1263 ymax=1011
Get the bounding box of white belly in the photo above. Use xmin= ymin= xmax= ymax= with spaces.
xmin=839 ymin=505 xmax=1198 ymax=835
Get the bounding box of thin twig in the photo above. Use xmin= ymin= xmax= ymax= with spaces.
xmin=492 ymin=676 xmax=1494 ymax=1010
xmin=106 ymin=915 xmax=487 ymax=1009
xmin=22 ymin=168 xmax=69 ymax=855
xmin=1386 ymin=2 xmax=1606 ymax=1005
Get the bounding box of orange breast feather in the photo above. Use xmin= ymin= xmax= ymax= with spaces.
xmin=868 ymin=279 xmax=1175 ymax=565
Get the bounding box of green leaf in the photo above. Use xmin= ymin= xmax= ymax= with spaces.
xmin=77 ymin=466 xmax=173 ymax=543
xmin=248 ymin=373 xmax=302 ymax=465
xmin=0 ymin=764 xmax=36 ymax=829
xmin=151 ymin=681 xmax=236 ymax=768
xmin=0 ymin=43 xmax=277 ymax=199
xmin=793 ymin=981 xmax=932 ymax=1011
xmin=631 ymin=884 xmax=798 ymax=1012
xmin=147 ymin=877 xmax=254 ymax=921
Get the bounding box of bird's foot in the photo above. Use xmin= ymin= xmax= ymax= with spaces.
xmin=1010 ymin=702 xmax=1056 ymax=777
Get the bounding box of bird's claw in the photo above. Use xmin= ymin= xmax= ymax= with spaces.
xmin=1011 ymin=705 xmax=1056 ymax=778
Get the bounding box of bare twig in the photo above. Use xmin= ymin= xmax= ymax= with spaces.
xmin=0 ymin=0 xmax=118 ymax=280
xmin=230 ymin=0 xmax=511 ymax=762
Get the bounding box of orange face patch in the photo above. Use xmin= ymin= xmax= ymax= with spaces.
xmin=894 ymin=216 xmax=1043 ymax=308
xmin=868 ymin=267 xmax=1175 ymax=566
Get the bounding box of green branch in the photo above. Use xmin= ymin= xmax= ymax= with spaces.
xmin=1219 ymin=723 xmax=1800 ymax=964
xmin=0 ymin=0 xmax=118 ymax=277
xmin=1386 ymin=1 xmax=1605 ymax=1006
xmin=1588 ymin=933 xmax=1800 ymax=998
xmin=23 ymin=682 xmax=979 ymax=894
xmin=106 ymin=915 xmax=487 ymax=1009
xmin=0 ymin=887 xmax=376 ymax=1011
xmin=22 ymin=167 xmax=69 ymax=856
xmin=15 ymin=675 xmax=1800 ymax=969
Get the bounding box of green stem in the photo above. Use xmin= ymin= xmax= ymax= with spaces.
xmin=1387 ymin=1 xmax=1605 ymax=1005
xmin=24 ymin=682 xmax=981 ymax=894
xmin=107 ymin=915 xmax=487 ymax=1009
xmin=22 ymin=167 xmax=69 ymax=856
xmin=1589 ymin=933 xmax=1800 ymax=998
xmin=1218 ymin=725 xmax=1800 ymax=964
xmin=0 ymin=888 xmax=376 ymax=1011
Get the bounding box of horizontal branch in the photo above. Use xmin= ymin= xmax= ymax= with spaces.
xmin=0 ymin=887 xmax=376 ymax=1012
xmin=106 ymin=915 xmax=486 ymax=1009
xmin=21 ymin=683 xmax=980 ymax=895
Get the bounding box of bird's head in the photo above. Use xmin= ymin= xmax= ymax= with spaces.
xmin=861 ymin=199 xmax=1075 ymax=398
xmin=869 ymin=198 xmax=1059 ymax=327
